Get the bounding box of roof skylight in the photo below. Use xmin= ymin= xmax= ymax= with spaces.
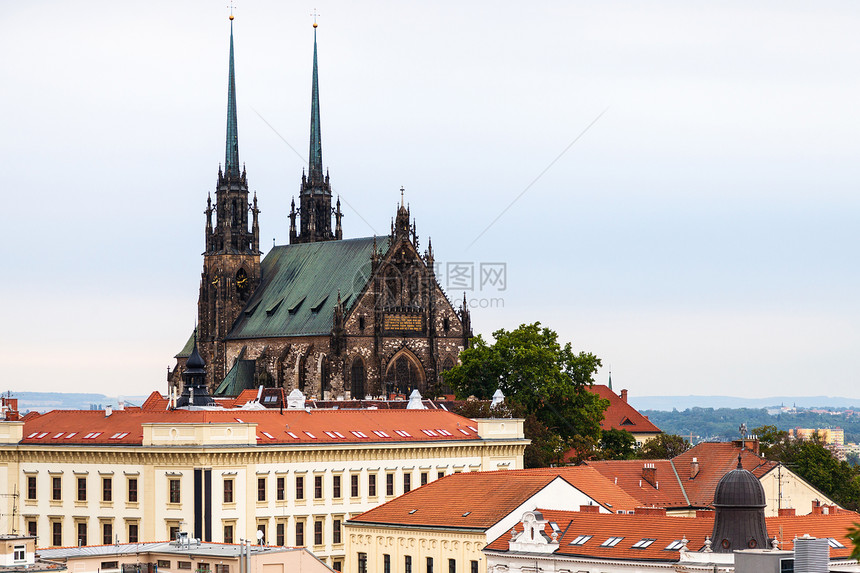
xmin=394 ymin=430 xmax=412 ymax=437
xmin=601 ymin=536 xmax=624 ymax=547
xmin=261 ymin=431 xmax=275 ymax=439
xmin=64 ymin=432 xmax=77 ymax=439
xmin=665 ymin=540 xmax=685 ymax=550
xmin=52 ymin=432 xmax=64 ymax=439
xmin=569 ymin=535 xmax=592 ymax=546
xmin=304 ymin=431 xmax=317 ymax=439
xmin=632 ymin=538 xmax=656 ymax=548
xmin=372 ymin=430 xmax=391 ymax=438
xmin=828 ymin=538 xmax=845 ymax=548
xmin=351 ymin=431 xmax=369 ymax=438
xmin=286 ymin=431 xmax=299 ymax=439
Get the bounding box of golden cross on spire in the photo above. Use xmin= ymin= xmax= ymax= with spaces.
xmin=228 ymin=0 xmax=236 ymax=20
xmin=311 ymin=8 xmax=320 ymax=28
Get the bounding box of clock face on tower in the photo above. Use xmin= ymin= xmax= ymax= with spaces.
xmin=236 ymin=269 xmax=249 ymax=297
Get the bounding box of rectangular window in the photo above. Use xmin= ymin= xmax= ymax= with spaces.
xmin=368 ymin=474 xmax=377 ymax=497
xmin=101 ymin=562 xmax=119 ymax=570
xmin=276 ymin=477 xmax=285 ymax=501
xmin=332 ymin=519 xmax=342 ymax=544
xmin=314 ymin=520 xmax=323 ymax=545
xmin=128 ymin=478 xmax=138 ymax=502
xmin=405 ymin=555 xmax=412 ymax=573
xmin=157 ymin=561 xmax=170 ymax=569
xmin=198 ymin=563 xmax=211 ymax=573
xmin=52 ymin=521 xmax=61 ymax=547
xmin=27 ymin=476 xmax=36 ymax=500
xmin=223 ymin=479 xmax=234 ymax=503
xmin=357 ymin=553 xmax=367 ymax=573
xmin=420 ymin=472 xmax=428 ymax=486
xmin=103 ymin=522 xmax=113 ymax=545
xmin=215 ymin=565 xmax=229 ymax=573
xmin=77 ymin=477 xmax=86 ymax=501
xmin=404 ymin=473 xmax=411 ymax=493
xmin=386 ymin=473 xmax=394 ymax=496
xmin=257 ymin=477 xmax=266 ymax=502
xmin=77 ymin=522 xmax=87 ymax=546
xmin=102 ymin=477 xmax=112 ymax=502
xmin=128 ymin=522 xmax=139 ymax=543
xmin=256 ymin=524 xmax=266 ymax=544
xmin=427 ymin=557 xmax=433 ymax=573
xmin=52 ymin=477 xmax=61 ymax=500
xmin=295 ymin=521 xmax=304 ymax=547
xmin=383 ymin=554 xmax=391 ymax=573
xmin=177 ymin=562 xmax=192 ymax=570
xmin=296 ymin=476 xmax=305 ymax=500
xmin=27 ymin=520 xmax=36 ymax=538
xmin=448 ymin=559 xmax=455 ymax=573
xmin=169 ymin=526 xmax=180 ymax=541
xmin=276 ymin=522 xmax=284 ymax=546
xmin=351 ymin=474 xmax=359 ymax=497
xmin=314 ymin=475 xmax=323 ymax=499
xmin=780 ymin=558 xmax=795 ymax=573
xmin=470 ymin=561 xmax=478 ymax=573
xmin=333 ymin=475 xmax=341 ymax=498
xmin=13 ymin=545 xmax=25 ymax=562
xmin=332 ymin=561 xmax=342 ymax=572
xmin=224 ymin=525 xmax=234 ymax=544
xmin=437 ymin=471 xmax=445 ymax=479
xmin=169 ymin=478 xmax=181 ymax=504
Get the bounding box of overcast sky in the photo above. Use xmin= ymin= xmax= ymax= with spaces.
xmin=2 ymin=1 xmax=859 ymax=401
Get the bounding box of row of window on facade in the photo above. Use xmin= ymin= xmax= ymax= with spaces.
xmin=25 ymin=474 xmax=138 ymax=503
xmin=26 ymin=467 xmax=459 ymax=510
xmin=357 ymin=553 xmax=479 ymax=573
xmin=26 ymin=519 xmax=139 ymax=547
xmin=97 ymin=560 xmax=230 ymax=573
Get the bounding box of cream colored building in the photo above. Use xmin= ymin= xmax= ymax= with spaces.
xmin=0 ymin=407 xmax=525 ymax=572
xmin=346 ymin=466 xmax=643 ymax=573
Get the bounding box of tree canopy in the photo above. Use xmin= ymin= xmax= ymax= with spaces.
xmin=637 ymin=433 xmax=691 ymax=459
xmin=442 ymin=322 xmax=607 ymax=466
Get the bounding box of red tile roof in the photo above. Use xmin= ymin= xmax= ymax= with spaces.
xmin=584 ymin=442 xmax=780 ymax=509
xmin=18 ymin=408 xmax=483 ymax=446
xmin=486 ymin=507 xmax=859 ymax=562
xmin=589 ymin=385 xmax=661 ymax=434
xmin=349 ymin=467 xmax=642 ymax=530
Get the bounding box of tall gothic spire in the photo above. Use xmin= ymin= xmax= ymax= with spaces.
xmin=225 ymin=16 xmax=240 ymax=178
xmin=308 ymin=22 xmax=323 ymax=182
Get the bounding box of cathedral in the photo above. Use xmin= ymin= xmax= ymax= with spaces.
xmin=170 ymin=18 xmax=471 ymax=400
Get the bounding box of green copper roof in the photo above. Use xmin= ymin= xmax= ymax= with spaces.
xmin=214 ymin=349 xmax=256 ymax=396
xmin=307 ymin=26 xmax=323 ymax=182
xmin=175 ymin=331 xmax=195 ymax=358
xmin=225 ymin=20 xmax=240 ymax=177
xmin=227 ymin=236 xmax=376 ymax=339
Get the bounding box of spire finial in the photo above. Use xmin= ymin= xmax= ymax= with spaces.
xmin=400 ymin=186 xmax=405 ymax=207
xmin=307 ymin=10 xmax=323 ymax=181
xmin=311 ymin=8 xmax=319 ymax=28
xmin=224 ymin=11 xmax=240 ymax=177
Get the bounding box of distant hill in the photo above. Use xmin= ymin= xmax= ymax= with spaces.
xmin=628 ymin=395 xmax=860 ymax=412
xmin=1 ymin=391 xmax=151 ymax=413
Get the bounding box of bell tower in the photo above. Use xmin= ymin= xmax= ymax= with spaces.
xmin=198 ymin=14 xmax=261 ymax=389
xmin=290 ymin=20 xmax=343 ymax=244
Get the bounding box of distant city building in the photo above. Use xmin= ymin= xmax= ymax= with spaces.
xmin=791 ymin=427 xmax=845 ymax=460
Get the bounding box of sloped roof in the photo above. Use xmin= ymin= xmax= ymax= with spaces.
xmin=349 ymin=466 xmax=641 ymax=530
xmin=214 ymin=353 xmax=256 ymax=396
xmin=589 ymin=385 xmax=661 ymax=434
xmin=485 ymin=507 xmax=859 ymax=562
xmin=227 ymin=237 xmax=376 ymax=339
xmin=584 ymin=442 xmax=781 ymax=509
xmin=17 ymin=408 xmax=483 ymax=446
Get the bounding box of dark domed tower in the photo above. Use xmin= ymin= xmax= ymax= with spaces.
xmin=176 ymin=335 xmax=216 ymax=408
xmin=711 ymin=455 xmax=769 ymax=552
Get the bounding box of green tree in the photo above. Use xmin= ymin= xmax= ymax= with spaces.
xmin=442 ymin=323 xmax=607 ymax=466
xmin=637 ymin=434 xmax=690 ymax=459
xmin=598 ymin=428 xmax=637 ymax=460
xmin=749 ymin=424 xmax=789 ymax=457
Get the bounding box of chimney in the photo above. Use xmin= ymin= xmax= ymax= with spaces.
xmin=105 ymin=405 xmax=113 ymax=417
xmin=620 ymin=389 xmax=628 ymax=402
xmin=811 ymin=500 xmax=823 ymax=515
xmin=778 ymin=508 xmax=796 ymax=517
xmin=634 ymin=507 xmax=667 ymax=517
xmin=579 ymin=504 xmax=601 ymax=514
xmin=642 ymin=463 xmax=657 ymax=487
xmin=690 ymin=457 xmax=700 ymax=479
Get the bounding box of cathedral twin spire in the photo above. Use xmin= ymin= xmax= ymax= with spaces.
xmin=225 ymin=16 xmax=240 ymax=179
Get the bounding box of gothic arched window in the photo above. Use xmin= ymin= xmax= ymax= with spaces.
xmin=320 ymin=357 xmax=330 ymax=397
xmin=351 ymin=358 xmax=366 ymax=399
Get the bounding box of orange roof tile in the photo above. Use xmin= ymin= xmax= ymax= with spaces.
xmin=19 ymin=408 xmax=484 ymax=446
xmin=486 ymin=508 xmax=860 ymax=562
xmin=350 ymin=467 xmax=641 ymax=530
xmin=585 ymin=442 xmax=781 ymax=510
xmin=589 ymin=385 xmax=661 ymax=434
